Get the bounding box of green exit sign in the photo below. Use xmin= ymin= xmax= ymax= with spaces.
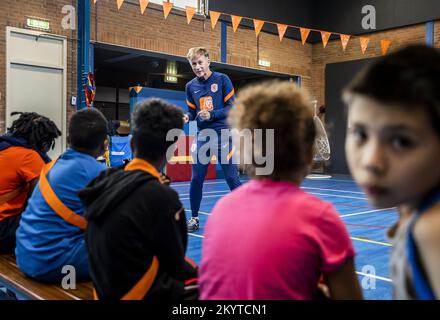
xmin=26 ymin=17 xmax=50 ymax=31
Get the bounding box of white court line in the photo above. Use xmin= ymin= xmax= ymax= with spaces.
xmin=356 ymin=272 xmax=392 ymax=282
xmin=308 ymin=192 xmax=367 ymax=200
xmin=188 ymin=233 xmax=392 ymax=283
xmin=172 ymin=181 xmax=238 ymax=188
xmin=179 ymin=190 xmax=229 ymax=197
xmin=180 ymin=191 xmax=368 ymax=201
xmin=177 ymin=186 xmax=365 ymax=198
xmin=174 ymin=177 xmax=357 ymax=187
xmin=188 ymin=233 xmax=205 ymax=238
xmin=301 ymin=186 xmax=364 ymax=195
xmin=340 ymin=208 xmax=395 ymax=218
xmin=306 ymin=177 xmax=357 ymax=183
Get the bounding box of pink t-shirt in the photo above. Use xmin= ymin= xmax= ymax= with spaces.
xmin=199 ymin=179 xmax=355 ymax=300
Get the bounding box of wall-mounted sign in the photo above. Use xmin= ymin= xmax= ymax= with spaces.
xmin=26 ymin=17 xmax=50 ymax=31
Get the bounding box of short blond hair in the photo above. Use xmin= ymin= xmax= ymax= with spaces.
xmin=229 ymin=80 xmax=316 ymax=180
xmin=187 ymin=47 xmax=209 ymax=61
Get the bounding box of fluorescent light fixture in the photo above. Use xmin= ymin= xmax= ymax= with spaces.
xmin=165 ymin=75 xmax=178 ymax=83
xmin=165 ymin=61 xmax=178 ymax=83
xmin=258 ymin=59 xmax=271 ymax=67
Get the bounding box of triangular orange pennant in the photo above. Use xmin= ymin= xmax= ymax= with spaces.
xmin=300 ymin=28 xmax=310 ymax=45
xmin=186 ymin=6 xmax=195 ymax=24
xmin=381 ymin=39 xmax=391 ymax=55
xmin=231 ymin=15 xmax=242 ymax=33
xmin=321 ymin=31 xmax=331 ymax=48
xmin=209 ymin=11 xmax=221 ymax=30
xmin=117 ymin=0 xmax=124 ymax=10
xmin=163 ymin=1 xmax=173 ymax=19
xmin=139 ymin=0 xmax=149 ymax=15
xmin=93 ymin=0 xmax=97 ymax=4
xmin=277 ymin=24 xmax=288 ymax=42
xmin=359 ymin=37 xmax=370 ymax=54
xmin=340 ymin=34 xmax=351 ymax=51
xmin=253 ymin=19 xmax=265 ymax=37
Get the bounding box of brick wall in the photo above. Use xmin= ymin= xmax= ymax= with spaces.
xmin=0 ymin=0 xmax=438 ymax=134
xmin=310 ymin=23 xmax=428 ymax=108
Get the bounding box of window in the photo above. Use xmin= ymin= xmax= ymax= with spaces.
xmin=149 ymin=0 xmax=206 ymax=14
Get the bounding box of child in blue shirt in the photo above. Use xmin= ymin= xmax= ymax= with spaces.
xmin=15 ymin=108 xmax=108 ymax=283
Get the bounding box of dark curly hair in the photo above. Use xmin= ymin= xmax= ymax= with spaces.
xmin=131 ymin=98 xmax=184 ymax=161
xmin=68 ymin=108 xmax=108 ymax=153
xmin=8 ymin=112 xmax=61 ymax=152
xmin=229 ymin=80 xmax=315 ymax=180
xmin=344 ymin=44 xmax=440 ymax=138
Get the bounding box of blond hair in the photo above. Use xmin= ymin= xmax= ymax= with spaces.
xmin=229 ymin=80 xmax=316 ymax=180
xmin=187 ymin=47 xmax=209 ymax=61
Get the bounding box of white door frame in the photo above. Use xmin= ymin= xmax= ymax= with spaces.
xmin=6 ymin=26 xmax=67 ymax=153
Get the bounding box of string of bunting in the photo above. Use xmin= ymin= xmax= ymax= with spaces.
xmin=93 ymin=0 xmax=392 ymax=55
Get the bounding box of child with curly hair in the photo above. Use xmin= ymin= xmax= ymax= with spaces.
xmin=199 ymin=80 xmax=362 ymax=300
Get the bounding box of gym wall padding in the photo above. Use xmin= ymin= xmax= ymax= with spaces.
xmin=129 ymin=86 xmax=190 ymax=135
xmin=128 ymin=86 xmax=216 ymax=182
xmin=324 ymin=57 xmax=378 ymax=175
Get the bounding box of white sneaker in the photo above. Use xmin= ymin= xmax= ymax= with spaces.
xmin=187 ymin=217 xmax=199 ymax=232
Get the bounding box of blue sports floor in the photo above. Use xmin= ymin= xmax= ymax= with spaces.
xmin=171 ymin=175 xmax=397 ymax=300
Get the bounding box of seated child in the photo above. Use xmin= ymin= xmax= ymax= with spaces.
xmin=15 ymin=108 xmax=108 ymax=282
xmin=79 ymin=98 xmax=198 ymax=300
xmin=0 ymin=112 xmax=60 ymax=254
xmin=199 ymin=80 xmax=363 ymax=300
xmin=344 ymin=45 xmax=440 ymax=299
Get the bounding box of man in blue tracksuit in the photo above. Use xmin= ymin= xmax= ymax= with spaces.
xmin=183 ymin=47 xmax=242 ymax=232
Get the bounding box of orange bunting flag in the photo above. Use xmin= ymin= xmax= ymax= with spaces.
xmin=139 ymin=0 xmax=149 ymax=15
xmin=321 ymin=31 xmax=331 ymax=48
xmin=381 ymin=39 xmax=391 ymax=55
xmin=277 ymin=24 xmax=288 ymax=42
xmin=300 ymin=28 xmax=310 ymax=45
xmin=340 ymin=34 xmax=351 ymax=51
xmin=359 ymin=37 xmax=370 ymax=54
xmin=93 ymin=0 xmax=97 ymax=4
xmin=231 ymin=15 xmax=242 ymax=33
xmin=117 ymin=0 xmax=124 ymax=10
xmin=163 ymin=1 xmax=173 ymax=19
xmin=209 ymin=11 xmax=221 ymax=30
xmin=186 ymin=6 xmax=195 ymax=24
xmin=253 ymin=19 xmax=265 ymax=37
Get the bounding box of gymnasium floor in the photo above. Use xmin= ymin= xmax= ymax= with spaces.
xmin=171 ymin=175 xmax=397 ymax=300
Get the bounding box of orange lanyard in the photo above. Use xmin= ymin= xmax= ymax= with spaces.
xmin=125 ymin=158 xmax=166 ymax=183
xmin=39 ymin=159 xmax=87 ymax=229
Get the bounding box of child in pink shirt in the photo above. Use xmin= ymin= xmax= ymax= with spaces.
xmin=199 ymin=80 xmax=362 ymax=300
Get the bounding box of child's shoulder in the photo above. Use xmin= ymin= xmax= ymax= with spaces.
xmin=414 ymin=202 xmax=440 ymax=244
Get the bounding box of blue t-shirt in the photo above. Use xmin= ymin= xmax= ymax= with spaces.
xmin=15 ymin=148 xmax=106 ymax=277
xmin=185 ymin=71 xmax=235 ymax=131
xmin=110 ymin=135 xmax=132 ymax=167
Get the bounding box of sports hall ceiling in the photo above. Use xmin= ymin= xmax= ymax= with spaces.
xmin=94 ymin=43 xmax=294 ymax=90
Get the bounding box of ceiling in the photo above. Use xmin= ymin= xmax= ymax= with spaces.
xmin=93 ymin=43 xmax=296 ymax=91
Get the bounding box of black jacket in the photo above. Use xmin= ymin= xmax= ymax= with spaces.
xmin=79 ymin=166 xmax=192 ymax=301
